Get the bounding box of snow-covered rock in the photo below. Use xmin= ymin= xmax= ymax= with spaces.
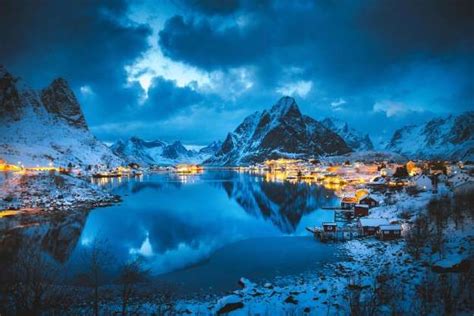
xmin=205 ymin=96 xmax=351 ymax=166
xmin=386 ymin=112 xmax=474 ymax=161
xmin=321 ymin=117 xmax=374 ymax=151
xmin=0 ymin=66 xmax=122 ymax=167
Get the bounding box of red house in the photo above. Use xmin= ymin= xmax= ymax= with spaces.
xmin=354 ymin=204 xmax=369 ymax=217
xmin=322 ymin=222 xmax=337 ymax=232
xmin=359 ymin=195 xmax=379 ymax=208
xmin=376 ymin=225 xmax=402 ymax=240
xmin=358 ymin=218 xmax=389 ymax=236
xmin=341 ymin=197 xmax=357 ymax=209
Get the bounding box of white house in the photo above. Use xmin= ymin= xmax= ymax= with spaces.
xmin=414 ymin=174 xmax=433 ymax=191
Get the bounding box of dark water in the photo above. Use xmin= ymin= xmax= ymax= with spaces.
xmin=1 ymin=170 xmax=340 ymax=295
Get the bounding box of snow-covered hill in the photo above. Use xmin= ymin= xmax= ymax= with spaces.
xmin=110 ymin=137 xmax=221 ymax=166
xmin=386 ymin=112 xmax=474 ymax=161
xmin=205 ymin=96 xmax=351 ymax=166
xmin=0 ymin=66 xmax=122 ymax=167
xmin=321 ymin=118 xmax=374 ymax=151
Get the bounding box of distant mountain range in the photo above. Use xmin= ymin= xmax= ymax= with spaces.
xmin=0 ymin=66 xmax=122 ymax=167
xmin=205 ymin=96 xmax=352 ymax=165
xmin=110 ymin=137 xmax=221 ymax=166
xmin=386 ymin=112 xmax=474 ymax=161
xmin=2 ymin=66 xmax=471 ymax=167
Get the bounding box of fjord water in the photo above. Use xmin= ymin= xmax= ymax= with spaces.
xmin=3 ymin=170 xmax=340 ymax=296
xmin=67 ymin=170 xmax=340 ymax=294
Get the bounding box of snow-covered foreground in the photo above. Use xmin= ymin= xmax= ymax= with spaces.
xmin=173 ymin=188 xmax=473 ymax=315
xmin=0 ymin=171 xmax=119 ymax=213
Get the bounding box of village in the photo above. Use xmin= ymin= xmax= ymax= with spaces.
xmin=233 ymin=158 xmax=473 ymax=241
xmin=0 ymin=157 xmax=473 ymax=314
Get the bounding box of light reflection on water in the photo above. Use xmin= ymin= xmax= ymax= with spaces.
xmin=2 ymin=170 xmax=340 ymax=295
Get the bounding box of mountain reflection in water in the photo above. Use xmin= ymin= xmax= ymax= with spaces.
xmin=1 ymin=170 xmax=339 ymax=292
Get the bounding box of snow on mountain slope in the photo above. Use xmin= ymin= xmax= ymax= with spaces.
xmin=110 ymin=137 xmax=221 ymax=166
xmin=205 ymin=96 xmax=351 ymax=166
xmin=0 ymin=66 xmax=122 ymax=167
xmin=386 ymin=112 xmax=474 ymax=161
xmin=321 ymin=118 xmax=374 ymax=151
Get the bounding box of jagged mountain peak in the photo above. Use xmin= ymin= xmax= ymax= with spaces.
xmin=0 ymin=68 xmax=122 ymax=166
xmin=206 ymin=97 xmax=351 ymax=166
xmin=41 ymin=77 xmax=87 ymax=129
xmin=270 ymin=96 xmax=299 ymax=116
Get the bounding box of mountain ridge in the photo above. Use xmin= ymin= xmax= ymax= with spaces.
xmin=0 ymin=66 xmax=122 ymax=167
xmin=386 ymin=111 xmax=474 ymax=161
xmin=205 ymin=96 xmax=352 ymax=166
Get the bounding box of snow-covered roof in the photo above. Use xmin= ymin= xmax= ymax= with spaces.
xmin=378 ymin=224 xmax=401 ymax=231
xmin=360 ymin=195 xmax=378 ymax=202
xmin=359 ymin=218 xmax=389 ymax=227
xmin=355 ymin=204 xmax=369 ymax=208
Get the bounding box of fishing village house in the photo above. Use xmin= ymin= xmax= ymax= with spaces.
xmin=359 ymin=195 xmax=379 ymax=208
xmin=414 ymin=174 xmax=433 ymax=191
xmin=341 ymin=197 xmax=357 ymax=209
xmin=322 ymin=222 xmax=338 ymax=233
xmin=358 ymin=218 xmax=389 ymax=236
xmin=376 ymin=224 xmax=402 ymax=241
xmin=354 ymin=204 xmax=369 ymax=217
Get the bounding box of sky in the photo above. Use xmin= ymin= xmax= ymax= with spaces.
xmin=1 ymin=0 xmax=473 ymax=147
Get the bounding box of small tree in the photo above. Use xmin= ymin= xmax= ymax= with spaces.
xmin=75 ymin=239 xmax=113 ymax=316
xmin=116 ymin=258 xmax=150 ymax=315
xmin=405 ymin=215 xmax=430 ymax=259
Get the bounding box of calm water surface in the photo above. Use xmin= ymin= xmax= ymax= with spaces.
xmin=3 ymin=170 xmax=341 ymax=295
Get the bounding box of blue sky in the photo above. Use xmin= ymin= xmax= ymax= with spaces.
xmin=1 ymin=0 xmax=473 ymax=146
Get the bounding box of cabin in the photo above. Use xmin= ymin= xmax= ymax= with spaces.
xmin=322 ymin=222 xmax=337 ymax=232
xmin=359 ymin=195 xmax=379 ymax=208
xmin=341 ymin=197 xmax=357 ymax=209
xmin=414 ymin=174 xmax=433 ymax=191
xmin=354 ymin=204 xmax=369 ymax=217
xmin=358 ymin=218 xmax=389 ymax=236
xmin=376 ymin=224 xmax=402 ymax=241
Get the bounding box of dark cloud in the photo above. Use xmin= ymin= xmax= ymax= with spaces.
xmin=137 ymin=77 xmax=204 ymax=119
xmin=175 ymin=0 xmax=241 ymax=15
xmin=159 ymin=15 xmax=268 ymax=69
xmin=1 ymin=0 xmax=472 ymax=144
xmin=159 ymin=0 xmax=473 ymax=96
xmin=0 ymin=0 xmax=151 ymax=124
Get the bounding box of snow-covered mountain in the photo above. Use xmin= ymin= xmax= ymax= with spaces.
xmin=110 ymin=137 xmax=221 ymax=166
xmin=386 ymin=112 xmax=474 ymax=161
xmin=205 ymin=96 xmax=351 ymax=166
xmin=0 ymin=66 xmax=122 ymax=167
xmin=321 ymin=118 xmax=374 ymax=151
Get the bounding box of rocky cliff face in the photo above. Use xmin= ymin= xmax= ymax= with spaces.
xmin=321 ymin=118 xmax=374 ymax=151
xmin=0 ymin=66 xmax=122 ymax=166
xmin=41 ymin=78 xmax=88 ymax=129
xmin=205 ymin=96 xmax=351 ymax=166
xmin=386 ymin=112 xmax=474 ymax=161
